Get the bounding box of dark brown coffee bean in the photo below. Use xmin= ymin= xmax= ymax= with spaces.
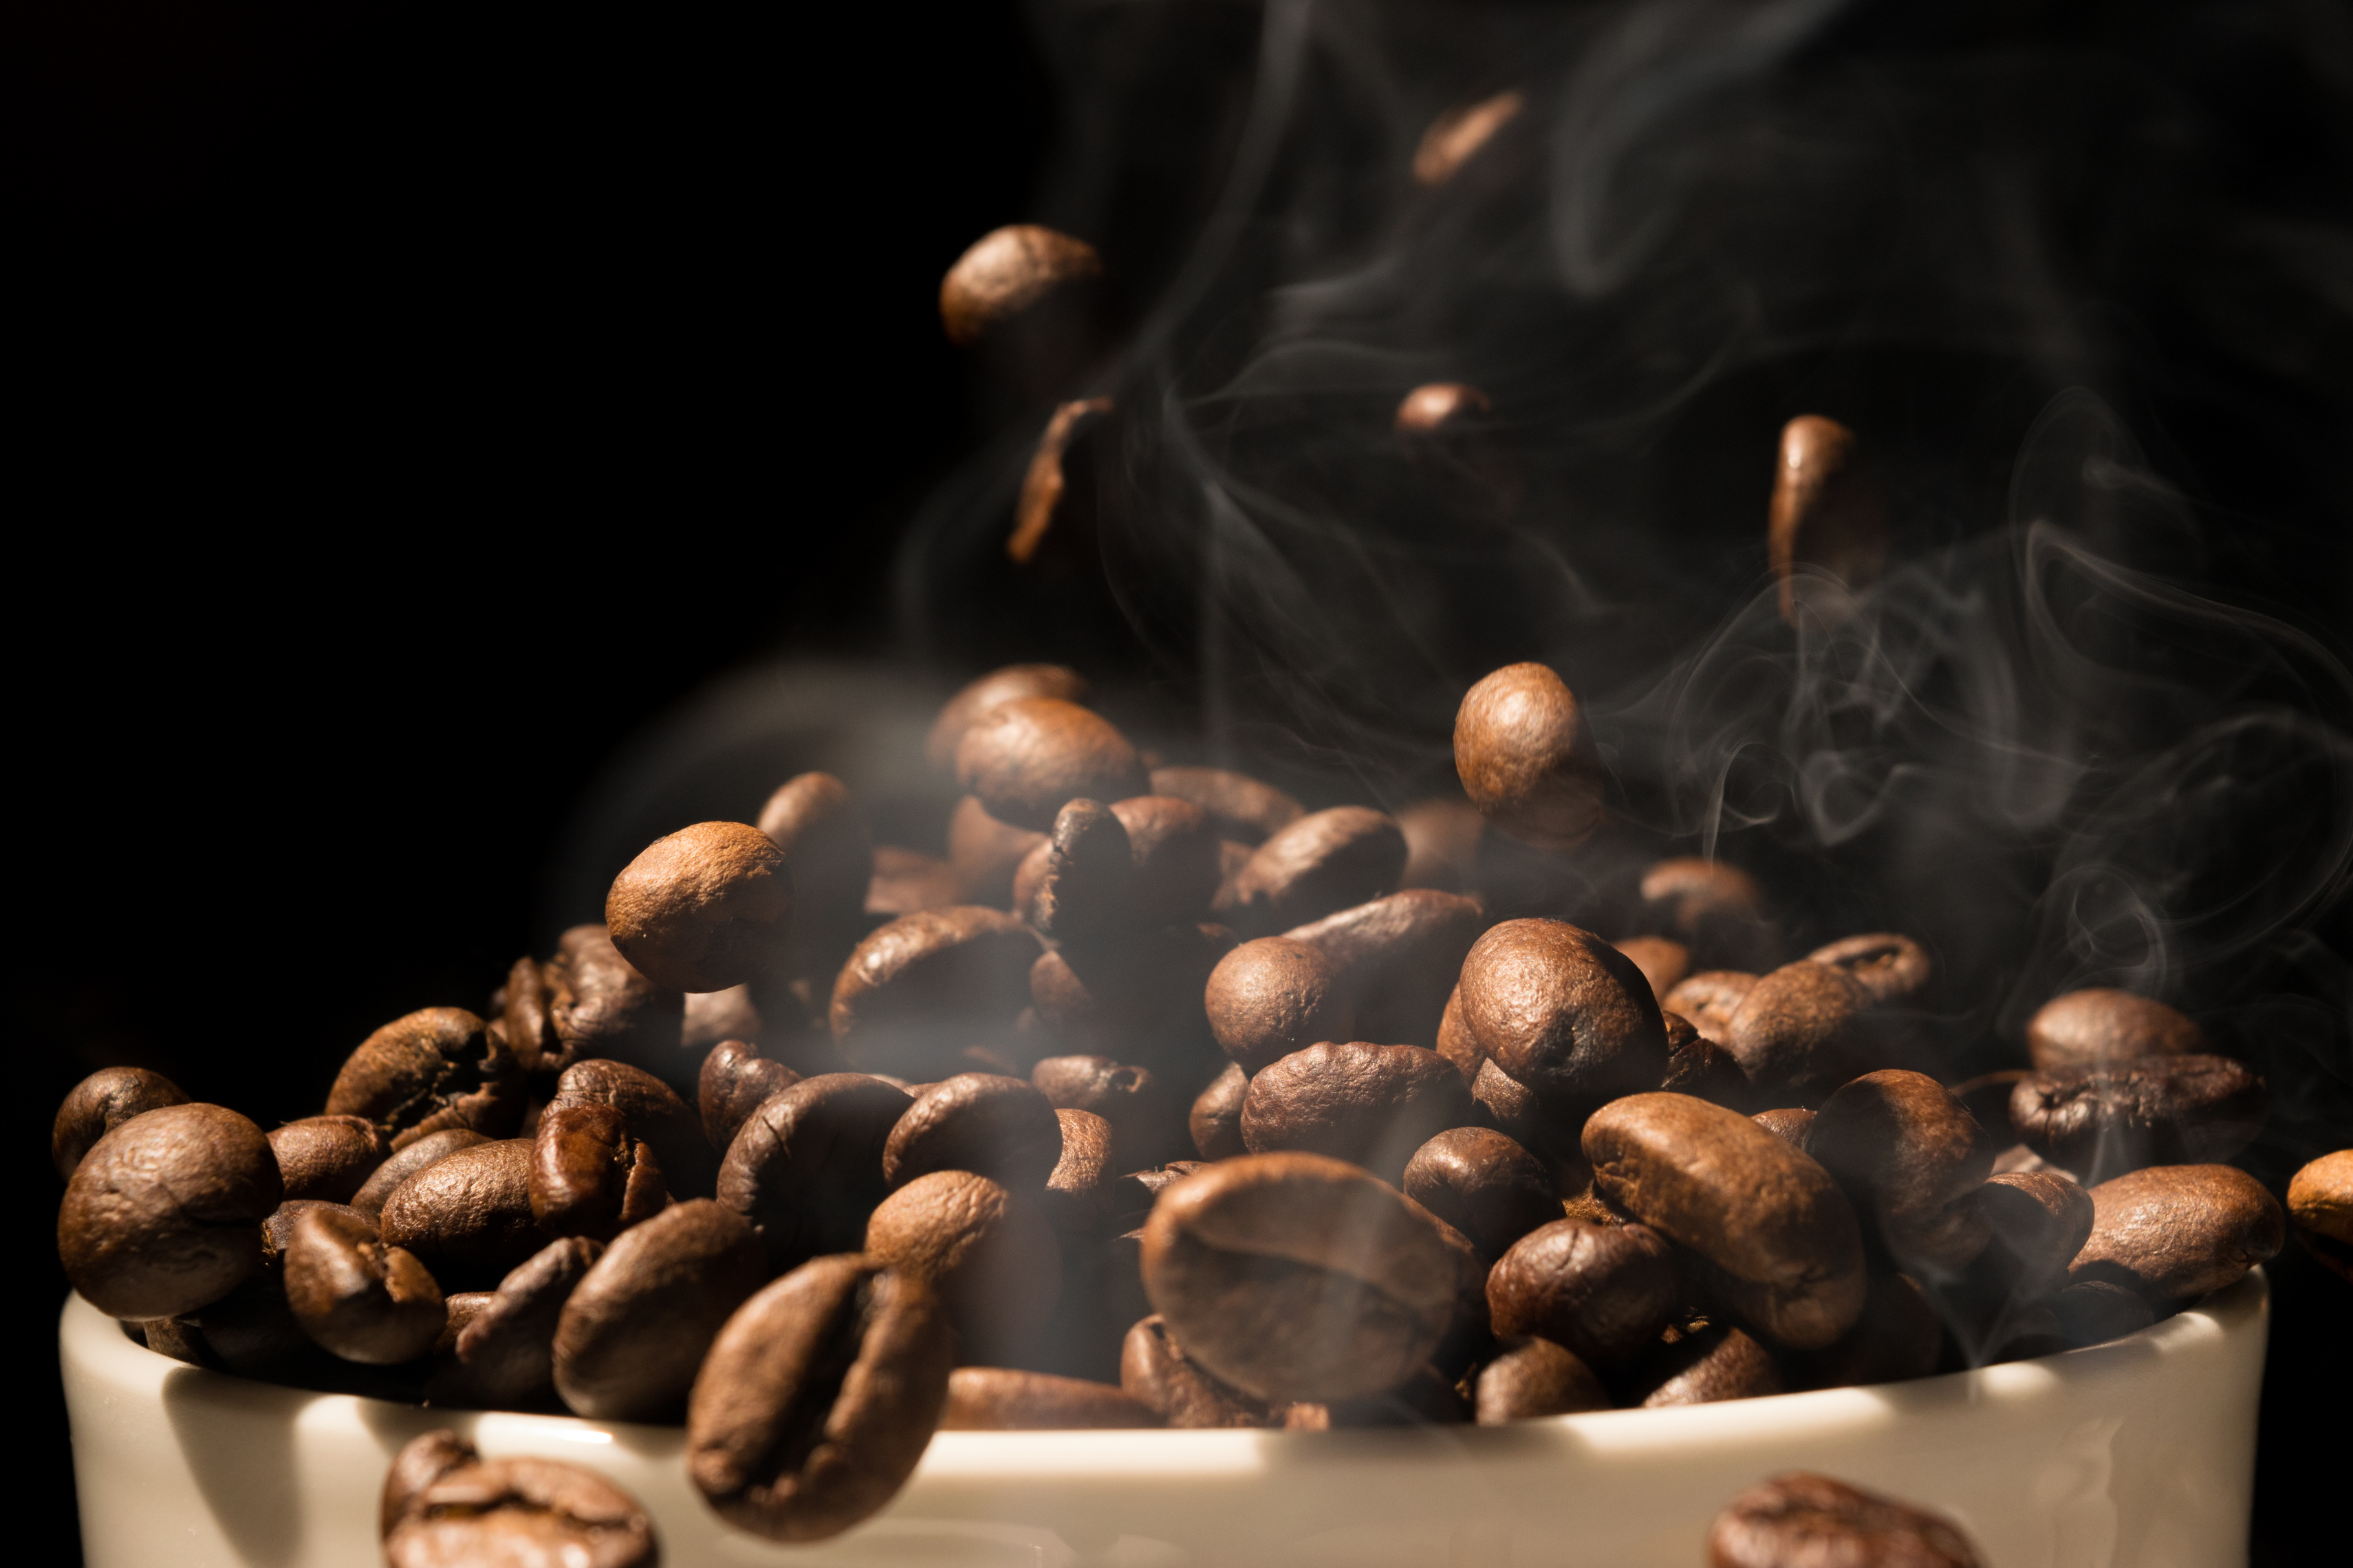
xmin=1807 ymin=1070 xmax=1995 ymax=1273
xmin=349 ymin=1129 xmax=488 ymax=1221
xmin=2010 ymin=1054 xmax=2266 ymax=1184
xmin=1435 ymin=985 xmax=1482 ymax=1086
xmin=1979 ymin=1170 xmax=2095 ymax=1294
xmin=1486 ymin=1218 xmax=1678 ymax=1366
xmin=1139 ymin=1152 xmax=1468 ymax=1403
xmin=1584 ymin=1093 xmax=1866 ymax=1349
xmin=1239 ymin=1041 xmax=1474 ymax=1181
xmin=1292 ymin=1361 xmax=1471 ymax=1427
xmin=379 ymin=1138 xmax=547 ymax=1289
xmin=719 ymin=1073 xmax=911 ymax=1269
xmin=1807 ymin=933 xmax=1931 ymax=1009
xmin=1750 ymin=1108 xmax=1817 ymax=1149
xmin=1664 ymin=970 xmax=1757 ymax=1043
xmin=940 ymin=1366 xmax=1159 ymax=1429
xmin=2051 ymin=1278 xmax=2158 ymax=1346
xmin=326 ymin=1007 xmax=523 ymax=1151
xmin=179 ymin=1200 xmax=369 ymax=1386
xmin=682 ymin=986 xmax=763 ymax=1052
xmin=433 ymin=1236 xmax=603 ymax=1408
xmin=283 ymin=1202 xmax=444 ymax=1364
xmin=1189 ymin=1062 xmax=1248 ymax=1159
xmin=1768 ymin=414 xmax=1889 ymax=627
xmin=1640 ymin=861 xmax=1775 ymax=970
xmin=688 ymin=1256 xmax=953 ymax=1543
xmin=1636 ymin=1321 xmax=1783 ymax=1406
xmin=1724 ymin=961 xmax=1875 ymax=1107
xmin=552 ymin=1198 xmax=766 ymax=1420
xmin=1709 ymin=1471 xmax=1980 ymax=1568
xmin=1109 ymin=796 xmax=1224 ymax=928
xmin=953 ymin=697 xmax=1148 ymax=833
xmin=554 ymin=1058 xmax=717 ymax=1199
xmin=539 ymin=925 xmax=688 ymax=1086
xmin=1285 ymin=889 xmax=1486 ymax=1049
xmin=58 ymin=1102 xmax=281 ymax=1320
xmin=756 ymin=772 xmax=873 ymax=941
xmin=830 ymin=906 xmax=1041 ymax=1076
xmin=697 ymin=1038 xmax=801 ymax=1154
xmin=882 ymin=1072 xmax=1064 ymax=1191
xmin=1013 ymin=798 xmax=1132 ymax=935
xmin=1032 ymin=1056 xmax=1179 ymax=1167
xmin=1949 ymin=1069 xmax=2031 ymax=1146
xmin=1469 ymin=1057 xmax=1563 ymax=1157
xmin=1040 ymin=1109 xmax=1119 ymax=1233
xmin=381 ymin=1430 xmax=658 ymax=1568
xmin=1402 ymin=1127 xmax=1559 ymax=1258
xmin=501 ymin=953 xmax=561 ymax=1074
xmin=1453 ymin=664 xmax=1605 ymax=850
xmin=1784 ymin=1272 xmax=1942 ymax=1391
xmin=528 ymin=1102 xmax=667 ymax=1241
xmin=52 ymin=1067 xmax=188 ymax=1180
xmin=1471 ymin=1336 xmax=1609 ymax=1422
xmin=1457 ymin=919 xmax=1668 ymax=1107
xmin=928 ymin=664 xmax=1090 ymax=770
xmin=1614 ymin=937 xmax=1692 ymax=1007
xmin=2286 ymin=1150 xmax=2353 ymax=1284
xmin=1117 ymin=1313 xmax=1282 ymax=1427
xmin=605 ymin=821 xmax=792 ymax=996
xmin=1662 ymin=1014 xmax=1753 ymax=1111
xmin=1217 ymin=807 xmax=1407 ymax=933
xmin=2026 ymin=987 xmax=2204 ymax=1071
xmin=2070 ymin=1164 xmax=2284 ymax=1303
xmin=1028 ymin=922 xmax=1233 ymax=1066
xmin=865 ymin=1169 xmax=1061 ymax=1364
xmin=947 ymin=795 xmax=1047 ymax=906
xmin=268 ymin=1115 xmax=388 ymax=1205
xmin=1203 ymin=937 xmax=1354 ymax=1075
xmin=1147 ymin=766 xmax=1303 ymax=845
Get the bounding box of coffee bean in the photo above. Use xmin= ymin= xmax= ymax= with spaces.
xmin=379 ymin=1138 xmax=548 ymax=1290
xmin=1294 ymin=1361 xmax=1471 ymax=1427
xmin=1807 ymin=1069 xmax=1995 ymax=1273
xmin=380 ymin=1430 xmax=659 ymax=1568
xmin=182 ymin=1199 xmax=368 ymax=1386
xmin=2286 ymin=1149 xmax=2353 ymax=1283
xmin=1613 ymin=937 xmax=1692 ymax=1007
xmin=1008 ymin=394 xmax=1111 ymax=566
xmin=1032 ymin=1056 xmax=1179 ymax=1167
xmin=605 ymin=822 xmax=792 ymax=996
xmin=865 ymin=1170 xmax=1062 ymax=1364
xmin=2070 ymin=1163 xmax=2283 ymax=1302
xmin=1949 ymin=1069 xmax=2031 ymax=1146
xmin=1472 ymin=1336 xmax=1609 ymax=1422
xmin=551 ymin=1198 xmax=766 ymax=1420
xmin=1662 ymin=1014 xmax=1752 ymax=1111
xmin=1723 ymin=962 xmax=1875 ymax=1107
xmin=1105 ymin=1164 xmax=1208 ymax=1230
xmin=529 ymin=1102 xmax=667 ymax=1241
xmin=1709 ymin=1472 xmax=1980 ymax=1568
xmin=1750 ymin=1107 xmax=1816 ymax=1148
xmin=953 ymin=698 xmax=1147 ymax=833
xmin=867 ymin=846 xmax=960 ymax=916
xmin=541 ymin=926 xmax=688 ymax=1086
xmin=1638 ymin=860 xmax=1774 ymax=970
xmin=1395 ymin=797 xmax=1486 ymax=895
xmin=1664 ymin=970 xmax=1757 ymax=1043
xmin=2011 ymin=1054 xmax=2266 ymax=1184
xmin=1147 ymin=765 xmax=1303 ymax=845
xmin=435 ymin=1290 xmax=495 ymax=1356
xmin=554 ymin=1058 xmax=717 ymax=1199
xmin=755 ymin=772 xmax=874 ymax=941
xmin=928 ymin=664 xmax=1090 ymax=770
xmin=1285 ymin=889 xmax=1486 ymax=1049
xmin=1584 ymin=1093 xmax=1866 ymax=1349
xmin=830 ymin=907 xmax=1041 ymax=1077
xmin=2026 ymin=987 xmax=2204 ymax=1071
xmin=1457 ymin=919 xmax=1668 ymax=1107
xmin=2051 ymin=1278 xmax=2156 ymax=1347
xmin=433 ymin=1237 xmax=603 ymax=1408
xmin=719 ymin=1073 xmax=911 ymax=1269
xmin=283 ymin=1203 xmax=444 ymax=1364
xmin=1979 ymin=1170 xmax=2094 ymax=1294
xmin=1117 ymin=1313 xmax=1281 ymax=1426
xmin=1784 ymin=1272 xmax=1941 ymax=1390
xmin=1452 ymin=664 xmax=1604 ymax=850
xmin=940 ymin=1366 xmax=1160 ymax=1429
xmin=1807 ymin=933 xmax=1931 ymax=1009
xmin=349 ymin=1129 xmax=488 ymax=1221
xmin=1413 ymin=89 xmax=1524 ymax=184
xmin=269 ymin=1115 xmax=389 ymax=1204
xmin=1028 ymin=922 xmax=1233 ymax=1066
xmin=1139 ymin=1152 xmax=1468 ymax=1403
xmin=1204 ymin=937 xmax=1354 ymax=1076
xmin=938 ymin=225 xmax=1103 ymax=382
xmin=947 ymin=796 xmax=1047 ymax=906
xmin=326 ymin=1007 xmax=523 ymax=1151
xmin=1041 ymin=1110 xmax=1119 ymax=1233
xmin=58 ymin=1102 xmax=281 ymax=1320
xmin=883 ymin=1072 xmax=1065 ymax=1191
xmin=697 ymin=1038 xmax=801 ymax=1154
xmin=682 ymin=987 xmax=763 ymax=1053
xmin=1217 ymin=807 xmax=1407 ymax=933
xmin=501 ymin=953 xmax=561 ymax=1074
xmin=52 ymin=1067 xmax=188 ymax=1179
xmin=1486 ymin=1218 xmax=1678 ymax=1366
xmin=1189 ymin=1063 xmax=1248 ymax=1159
xmin=688 ymin=1256 xmax=953 ymax=1543
xmin=1435 ymin=986 xmax=1482 ymax=1086
xmin=1012 ymin=798 xmax=1131 ymax=935
xmin=1768 ymin=414 xmax=1889 ymax=628
xmin=141 ymin=1314 xmax=220 ymax=1369
xmin=1238 ymin=1041 xmax=1473 ymax=1179
xmin=1402 ymin=1127 xmax=1558 ymax=1259
xmin=1110 ymin=796 xmax=1224 ymax=928
xmin=1469 ymin=1057 xmax=1561 ymax=1156
xmin=1635 ymin=1321 xmax=1783 ymax=1406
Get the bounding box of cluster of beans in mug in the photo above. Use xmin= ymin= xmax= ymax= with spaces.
xmin=52 ymin=660 xmax=2352 ymax=1558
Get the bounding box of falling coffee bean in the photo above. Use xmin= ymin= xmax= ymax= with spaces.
xmin=2286 ymin=1149 xmax=2353 ymax=1283
xmin=268 ymin=1115 xmax=389 ymax=1204
xmin=605 ymin=821 xmax=792 ymax=996
xmin=937 ymin=224 xmax=1105 ymax=392
xmin=1452 ymin=664 xmax=1604 ymax=850
xmin=953 ymin=698 xmax=1149 ymax=832
xmin=1411 ymin=89 xmax=1524 ymax=186
xmin=1767 ymin=415 xmax=1889 ymax=628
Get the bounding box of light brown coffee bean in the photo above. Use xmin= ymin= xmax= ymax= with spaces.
xmin=269 ymin=1115 xmax=389 ymax=1204
xmin=381 ymin=1430 xmax=658 ymax=1568
xmin=59 ymin=1102 xmax=281 ymax=1320
xmin=1203 ymin=937 xmax=1354 ymax=1076
xmin=1638 ymin=861 xmax=1773 ymax=971
xmin=1768 ymin=414 xmax=1889 ymax=627
xmin=2026 ymin=987 xmax=2204 ymax=1071
xmin=1452 ymin=663 xmax=1604 ymax=849
xmin=882 ymin=1073 xmax=1065 ymax=1192
xmin=1411 ymin=90 xmax=1524 ymax=186
xmin=938 ymin=225 xmax=1103 ymax=378
xmin=940 ymin=1366 xmax=1160 ymax=1429
xmin=1239 ymin=1041 xmax=1474 ymax=1180
xmin=755 ymin=772 xmax=873 ymax=941
xmin=553 ymin=1199 xmax=768 ymax=1420
xmin=928 ymin=665 xmax=1089 ymax=769
xmin=954 ymin=698 xmax=1148 ymax=833
xmin=1217 ymin=807 xmax=1407 ymax=933
xmin=2069 ymin=1164 xmax=2283 ymax=1302
xmin=1189 ymin=1063 xmax=1248 ymax=1160
xmin=1724 ymin=961 xmax=1875 ymax=1107
xmin=326 ymin=1007 xmax=523 ymax=1151
xmin=865 ymin=1170 xmax=1062 ymax=1364
xmin=1709 ymin=1472 xmax=1979 ymax=1568
xmin=1806 ymin=1070 xmax=1995 ymax=1272
xmin=1613 ymin=937 xmax=1692 ymax=1007
xmin=829 ymin=908 xmax=1041 ymax=1077
xmin=2286 ymin=1149 xmax=2353 ymax=1283
xmin=1285 ymin=889 xmax=1486 ymax=1049
xmin=1750 ymin=1107 xmax=1817 ymax=1148
xmin=1040 ymin=1110 xmax=1119 ymax=1233
xmin=52 ymin=1067 xmax=189 ymax=1180
xmin=1457 ymin=919 xmax=1668 ymax=1108
xmin=1118 ymin=1313 xmax=1283 ymax=1428
xmin=1147 ymin=766 xmax=1303 ymax=845
xmin=283 ymin=1203 xmax=445 ymax=1364
xmin=1807 ymin=933 xmax=1931 ymax=1009
xmin=606 ymin=821 xmax=792 ymax=995
xmin=349 ymin=1129 xmax=488 ymax=1221
xmin=1664 ymin=970 xmax=1757 ymax=1043
xmin=1472 ymin=1336 xmax=1610 ymax=1422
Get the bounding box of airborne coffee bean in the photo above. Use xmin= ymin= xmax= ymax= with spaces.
xmin=1452 ymin=663 xmax=1605 ymax=850
xmin=552 ymin=1199 xmax=766 ymax=1422
xmin=380 ymin=1430 xmax=659 ymax=1568
xmin=1709 ymin=1472 xmax=1981 ymax=1568
xmin=1766 ymin=414 xmax=1889 ymax=627
xmin=59 ymin=1102 xmax=282 ymax=1320
xmin=52 ymin=1066 xmax=188 ymax=1179
xmin=606 ymin=821 xmax=793 ymax=995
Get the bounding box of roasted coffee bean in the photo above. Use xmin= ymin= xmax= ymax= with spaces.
xmin=606 ymin=821 xmax=792 ymax=996
xmin=947 ymin=795 xmax=1048 ymax=906
xmin=2010 ymin=1055 xmax=2266 ymax=1183
xmin=2052 ymin=1278 xmax=2157 ymax=1347
xmin=1469 ymin=1057 xmax=1560 ymax=1156
xmin=379 ymin=1138 xmax=547 ymax=1289
xmin=540 ymin=925 xmax=689 ymax=1086
xmin=953 ymin=698 xmax=1148 ymax=833
xmin=551 ymin=1199 xmax=766 ymax=1420
xmin=2070 ymin=1164 xmax=2283 ymax=1303
xmin=1664 ymin=970 xmax=1757 ymax=1043
xmin=141 ymin=1314 xmax=220 ymax=1369
xmin=381 ymin=1430 xmax=659 ymax=1568
xmin=1402 ymin=1127 xmax=1559 ymax=1258
xmin=1453 ymin=663 xmax=1605 ymax=850
xmin=939 ymin=224 xmax=1103 ymax=369
xmin=1412 ymin=89 xmax=1524 ymax=186
xmin=940 ymin=1366 xmax=1159 ymax=1429
xmin=682 ymin=987 xmax=763 ymax=1053
xmin=830 ymin=906 xmax=1041 ymax=1076
xmin=697 ymin=1038 xmax=801 ymax=1154
xmin=1041 ymin=1110 xmax=1119 ymax=1232
xmin=756 ymin=772 xmax=874 ymax=940
xmin=1239 ymin=1041 xmax=1473 ymax=1181
xmin=52 ymin=1067 xmax=188 ymax=1179
xmin=1147 ymin=765 xmax=1303 ymax=845
xmin=434 ymin=1237 xmax=603 ymax=1408
xmin=503 ymin=953 xmax=561 ymax=1073
xmin=929 ymin=664 xmax=1090 ymax=770
xmin=1635 ymin=1321 xmax=1783 ymax=1406
xmin=1013 ymin=798 xmax=1132 ymax=935
xmin=1285 ymin=889 xmax=1486 ymax=1049
xmin=865 ymin=1170 xmax=1061 ymax=1364
xmin=1709 ymin=1472 xmax=1980 ymax=1568
xmin=180 ymin=1200 xmax=367 ymax=1386
xmin=1979 ymin=1170 xmax=2095 ymax=1293
xmin=283 ymin=1203 xmax=444 ymax=1364
xmin=261 ymin=1114 xmax=386 ymax=1204
xmin=326 ymin=1007 xmax=523 ymax=1150
xmin=1807 ymin=933 xmax=1931 ymax=1009
xmin=2026 ymin=987 xmax=2204 ymax=1071
xmin=1724 ymin=962 xmax=1874 ymax=1107
xmin=1807 ymin=1070 xmax=1995 ymax=1273
xmin=1032 ymin=1056 xmax=1179 ymax=1166
xmin=1217 ymin=807 xmax=1407 ymax=933
xmin=867 ymin=846 xmax=962 ymax=917
xmin=1435 ymin=986 xmax=1482 ymax=1085
xmin=1784 ymin=1272 xmax=1941 ymax=1390
xmin=350 ymin=1129 xmax=488 ymax=1221
xmin=1457 ymin=919 xmax=1668 ymax=1107
xmin=1109 ymin=796 xmax=1224 ymax=928
xmin=1584 ymin=1093 xmax=1865 ymax=1349
xmin=1749 ymin=1109 xmax=1815 ymax=1149
xmin=1486 ymin=1218 xmax=1678 ymax=1367
xmin=529 ymin=1102 xmax=668 ymax=1241
xmin=1472 ymin=1336 xmax=1609 ymax=1422
xmin=719 ymin=1074 xmax=912 ymax=1269
xmin=1106 ymin=1164 xmax=1208 ymax=1230
xmin=1639 ymin=860 xmax=1773 ymax=971
xmin=1614 ymin=937 xmax=1692 ymax=1006
xmin=1008 ymin=395 xmax=1110 ymax=566
xmin=1030 ymin=922 xmax=1234 ymax=1065
xmin=1189 ymin=1063 xmax=1248 ymax=1159
xmin=59 ymin=1102 xmax=281 ymax=1320
xmin=883 ymin=1073 xmax=1065 ymax=1190
xmin=1396 ymin=798 xmax=1487 ymax=894
xmin=1949 ymin=1069 xmax=2032 ymax=1146
xmin=1768 ymin=414 xmax=1889 ymax=627
xmin=1140 ymin=1152 xmax=1468 ymax=1403
xmin=688 ymin=1256 xmax=953 ymax=1543
xmin=1294 ymin=1362 xmax=1471 ymax=1427
xmin=554 ymin=1058 xmax=717 ymax=1199
xmin=1204 ymin=937 xmax=1354 ymax=1075
xmin=1662 ymin=1014 xmax=1753 ymax=1111
xmin=1118 ymin=1313 xmax=1281 ymax=1427
xmin=435 ymin=1291 xmax=495 ymax=1357
xmin=2286 ymin=1149 xmax=2353 ymax=1283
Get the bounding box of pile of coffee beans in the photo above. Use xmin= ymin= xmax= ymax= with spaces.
xmin=53 ymin=659 xmax=2331 ymax=1554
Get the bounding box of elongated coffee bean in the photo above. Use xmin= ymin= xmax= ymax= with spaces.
xmin=2010 ymin=1055 xmax=2266 ymax=1184
xmin=349 ymin=1129 xmax=488 ymax=1221
xmin=2287 ymin=1150 xmax=2353 ymax=1283
xmin=554 ymin=1199 xmax=767 ymax=1421
xmin=606 ymin=821 xmax=792 ymax=994
xmin=381 ymin=1430 xmax=658 ymax=1568
xmin=2068 ymin=1164 xmax=2283 ymax=1303
xmin=1486 ymin=1218 xmax=1678 ymax=1367
xmin=1806 ymin=1070 xmax=1993 ymax=1272
xmin=1238 ymin=1041 xmax=1473 ymax=1181
xmin=940 ymin=1367 xmax=1160 ymax=1429
xmin=269 ymin=1115 xmax=389 ymax=1205
xmin=1806 ymin=933 xmax=1931 ymax=1009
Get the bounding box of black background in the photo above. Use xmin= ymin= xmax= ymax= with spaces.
xmin=8 ymin=1 xmax=2346 ymax=1563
